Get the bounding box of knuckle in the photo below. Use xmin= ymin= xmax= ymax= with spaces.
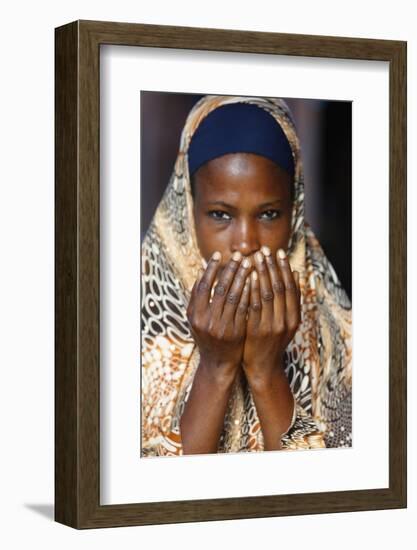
xmin=226 ymin=292 xmax=239 ymax=305
xmin=197 ymin=280 xmax=210 ymax=294
xmin=191 ymin=318 xmax=202 ymax=332
xmin=285 ymin=282 xmax=296 ymax=292
xmin=273 ymin=280 xmax=285 ymax=294
xmin=237 ymin=302 xmax=248 ymax=315
xmin=275 ymin=320 xmax=286 ymax=334
xmin=288 ymin=315 xmax=300 ymax=331
xmin=251 ymin=302 xmax=261 ymax=312
xmin=261 ymin=290 xmax=273 ymax=302
xmin=214 ymin=284 xmax=226 ymax=296
xmin=208 ymin=325 xmax=218 ymax=338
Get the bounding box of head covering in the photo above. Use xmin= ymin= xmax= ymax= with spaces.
xmin=187 ymin=102 xmax=295 ymax=177
xmin=141 ymin=95 xmax=352 ymax=456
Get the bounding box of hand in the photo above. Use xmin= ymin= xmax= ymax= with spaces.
xmin=186 ymin=251 xmax=252 ymax=382
xmin=242 ymin=246 xmax=301 ymax=389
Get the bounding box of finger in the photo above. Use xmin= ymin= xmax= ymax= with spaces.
xmin=192 ymin=251 xmax=222 ymax=317
xmin=222 ymin=256 xmax=252 ymax=322
xmin=261 ymin=245 xmax=286 ymax=329
xmin=277 ymin=249 xmax=300 ymax=332
xmin=254 ymin=249 xmax=274 ymax=327
xmin=234 ymin=275 xmax=251 ymax=333
xmin=210 ymin=251 xmax=243 ymax=321
xmin=248 ymin=270 xmax=261 ymax=328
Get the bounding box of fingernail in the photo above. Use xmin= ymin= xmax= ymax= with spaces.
xmin=255 ymin=251 xmax=264 ymax=264
xmin=261 ymin=245 xmax=271 ymax=256
xmin=278 ymin=248 xmax=286 ymax=260
xmin=251 ymin=271 xmax=258 ymax=281
xmin=232 ymin=251 xmax=242 ymax=262
xmin=242 ymin=257 xmax=251 ymax=269
xmin=212 ymin=251 xmax=221 ymax=261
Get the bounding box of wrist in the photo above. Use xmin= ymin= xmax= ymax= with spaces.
xmin=243 ymin=354 xmax=286 ymax=390
xmin=198 ymin=357 xmax=240 ymax=389
xmin=245 ymin=363 xmax=288 ymax=396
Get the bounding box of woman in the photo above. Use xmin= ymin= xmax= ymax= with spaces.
xmin=141 ymin=95 xmax=352 ymax=456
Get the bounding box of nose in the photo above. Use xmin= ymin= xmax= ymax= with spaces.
xmin=231 ymin=218 xmax=260 ymax=258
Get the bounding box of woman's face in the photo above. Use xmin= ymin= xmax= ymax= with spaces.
xmin=192 ymin=152 xmax=293 ymax=270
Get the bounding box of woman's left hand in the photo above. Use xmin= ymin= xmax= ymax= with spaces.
xmin=242 ymin=246 xmax=301 ymax=389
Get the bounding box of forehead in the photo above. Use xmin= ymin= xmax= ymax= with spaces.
xmin=192 ymin=153 xmax=291 ymax=198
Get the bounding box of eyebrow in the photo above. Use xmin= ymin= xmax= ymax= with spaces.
xmin=206 ymin=199 xmax=283 ymax=209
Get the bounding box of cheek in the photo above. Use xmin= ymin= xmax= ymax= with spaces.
xmin=194 ymin=219 xmax=230 ymax=260
xmin=261 ymin=218 xmax=292 ymax=251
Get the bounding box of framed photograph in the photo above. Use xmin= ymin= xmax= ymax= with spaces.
xmin=55 ymin=20 xmax=406 ymax=528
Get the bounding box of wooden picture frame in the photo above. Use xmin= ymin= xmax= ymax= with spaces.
xmin=55 ymin=19 xmax=407 ymax=529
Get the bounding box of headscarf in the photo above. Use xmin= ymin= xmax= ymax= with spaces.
xmin=141 ymin=95 xmax=352 ymax=456
xmin=187 ymin=101 xmax=294 ymax=177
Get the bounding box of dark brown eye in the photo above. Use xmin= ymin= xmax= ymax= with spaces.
xmin=208 ymin=210 xmax=232 ymax=221
xmin=259 ymin=209 xmax=282 ymax=220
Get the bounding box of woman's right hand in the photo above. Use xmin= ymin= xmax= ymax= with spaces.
xmin=186 ymin=250 xmax=252 ymax=382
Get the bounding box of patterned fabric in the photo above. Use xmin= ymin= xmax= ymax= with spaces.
xmin=141 ymin=95 xmax=352 ymax=456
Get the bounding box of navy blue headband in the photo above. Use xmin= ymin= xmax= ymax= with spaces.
xmin=188 ymin=102 xmax=294 ymax=178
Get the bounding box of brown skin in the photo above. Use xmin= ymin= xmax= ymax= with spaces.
xmin=180 ymin=153 xmax=301 ymax=454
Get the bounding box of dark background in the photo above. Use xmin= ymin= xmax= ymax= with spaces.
xmin=140 ymin=92 xmax=352 ymax=300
